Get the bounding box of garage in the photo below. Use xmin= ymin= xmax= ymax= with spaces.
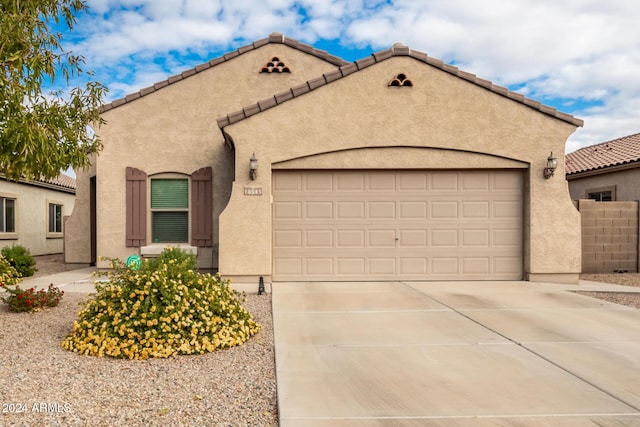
xmin=272 ymin=170 xmax=523 ymax=281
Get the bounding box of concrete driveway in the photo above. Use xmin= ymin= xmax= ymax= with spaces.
xmin=272 ymin=281 xmax=640 ymax=426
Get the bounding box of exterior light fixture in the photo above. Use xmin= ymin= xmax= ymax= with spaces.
xmin=249 ymin=153 xmax=258 ymax=180
xmin=543 ymin=152 xmax=557 ymax=179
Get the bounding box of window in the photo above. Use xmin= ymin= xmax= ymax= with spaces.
xmin=48 ymin=203 xmax=63 ymax=233
xmin=588 ymin=191 xmax=612 ymax=202
xmin=151 ymin=178 xmax=189 ymax=243
xmin=0 ymin=197 xmax=16 ymax=233
xmin=587 ymin=186 xmax=615 ymax=202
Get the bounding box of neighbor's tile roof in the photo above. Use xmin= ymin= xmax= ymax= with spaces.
xmin=565 ymin=132 xmax=640 ymax=175
xmin=41 ymin=173 xmax=76 ymax=190
xmin=1 ymin=172 xmax=76 ymax=193
xmin=99 ymin=33 xmax=349 ymax=113
xmin=217 ymin=42 xmax=584 ymax=129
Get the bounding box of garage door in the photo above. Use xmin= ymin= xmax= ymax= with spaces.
xmin=272 ymin=170 xmax=523 ymax=281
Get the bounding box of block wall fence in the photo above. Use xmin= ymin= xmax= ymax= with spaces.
xmin=577 ymin=199 xmax=639 ymax=273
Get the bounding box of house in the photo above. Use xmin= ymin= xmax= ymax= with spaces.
xmin=566 ymin=133 xmax=640 ymax=274
xmin=64 ymin=33 xmax=584 ymax=284
xmin=0 ymin=173 xmax=75 ymax=256
xmin=566 ymin=132 xmax=640 ymax=201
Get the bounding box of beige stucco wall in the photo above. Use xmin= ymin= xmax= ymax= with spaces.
xmin=220 ymin=56 xmax=581 ymax=283
xmin=0 ymin=180 xmax=75 ymax=256
xmin=64 ymin=44 xmax=341 ymax=268
xmin=568 ymin=167 xmax=640 ymax=201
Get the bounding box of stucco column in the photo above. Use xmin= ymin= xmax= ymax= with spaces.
xmin=526 ymin=155 xmax=581 ymax=283
xmin=218 ymin=151 xmax=272 ymax=281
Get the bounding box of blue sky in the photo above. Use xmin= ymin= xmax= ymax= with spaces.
xmin=54 ymin=0 xmax=640 ymax=154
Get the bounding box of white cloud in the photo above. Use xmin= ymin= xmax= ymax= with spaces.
xmin=66 ymin=0 xmax=640 ymax=151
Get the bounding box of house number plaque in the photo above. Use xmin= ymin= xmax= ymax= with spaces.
xmin=244 ymin=186 xmax=263 ymax=196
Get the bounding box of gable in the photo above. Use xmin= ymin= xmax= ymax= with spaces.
xmin=100 ymin=32 xmax=347 ymax=114
xmin=218 ymin=43 xmax=583 ymax=130
xmin=220 ymin=52 xmax=581 ymax=168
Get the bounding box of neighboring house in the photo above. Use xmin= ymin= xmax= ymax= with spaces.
xmin=0 ymin=174 xmax=75 ymax=256
xmin=566 ymin=132 xmax=640 ymax=201
xmin=64 ymin=33 xmax=583 ymax=284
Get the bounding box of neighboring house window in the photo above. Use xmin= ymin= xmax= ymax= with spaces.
xmin=588 ymin=191 xmax=612 ymax=202
xmin=48 ymin=203 xmax=63 ymax=233
xmin=150 ymin=178 xmax=189 ymax=243
xmin=587 ymin=186 xmax=615 ymax=202
xmin=0 ymin=197 xmax=16 ymax=233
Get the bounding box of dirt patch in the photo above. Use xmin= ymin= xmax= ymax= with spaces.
xmin=578 ymin=273 xmax=640 ymax=309
xmin=31 ymin=253 xmax=83 ymax=278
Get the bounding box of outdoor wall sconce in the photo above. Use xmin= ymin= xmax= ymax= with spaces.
xmin=249 ymin=153 xmax=258 ymax=180
xmin=543 ymin=152 xmax=557 ymax=179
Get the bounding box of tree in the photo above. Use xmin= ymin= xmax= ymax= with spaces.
xmin=0 ymin=0 xmax=107 ymax=181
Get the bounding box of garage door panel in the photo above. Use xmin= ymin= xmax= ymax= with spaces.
xmin=431 ymin=173 xmax=459 ymax=190
xmin=273 ymin=170 xmax=523 ymax=281
xmin=306 ymin=258 xmax=333 ymax=275
xmin=369 ymin=201 xmax=396 ymax=218
xmin=399 ymin=229 xmax=427 ymax=247
xmin=462 ymin=173 xmax=490 ymax=190
xmin=274 ymin=230 xmax=303 ymax=248
xmin=369 ymin=229 xmax=397 ymax=247
xmin=431 ymin=229 xmax=458 ymax=246
xmin=306 ymin=230 xmax=333 ymax=247
xmin=337 ymin=258 xmax=366 ymax=275
xmin=462 ymin=201 xmax=490 ymax=218
xmin=399 ymin=201 xmax=427 ymax=219
xmin=463 ymin=257 xmax=490 ymax=274
xmin=337 ymin=229 xmax=365 ymax=247
xmin=369 ymin=258 xmax=396 ymax=275
xmin=337 ymin=201 xmax=365 ymax=219
xmin=306 ymin=201 xmax=333 ymax=219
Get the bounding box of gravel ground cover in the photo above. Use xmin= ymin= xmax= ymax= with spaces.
xmin=3 ymin=255 xmax=639 ymax=426
xmin=578 ymin=273 xmax=640 ymax=309
xmin=0 ymin=286 xmax=277 ymax=426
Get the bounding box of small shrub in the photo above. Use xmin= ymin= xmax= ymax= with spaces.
xmin=1 ymin=245 xmax=37 ymax=278
xmin=0 ymin=254 xmax=20 ymax=287
xmin=0 ymin=283 xmax=64 ymax=312
xmin=62 ymin=247 xmax=261 ymax=359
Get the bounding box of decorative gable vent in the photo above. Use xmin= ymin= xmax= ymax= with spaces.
xmin=260 ymin=57 xmax=291 ymax=73
xmin=389 ymin=73 xmax=413 ymax=87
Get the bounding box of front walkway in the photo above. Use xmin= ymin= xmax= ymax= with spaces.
xmin=272 ymin=281 xmax=640 ymax=426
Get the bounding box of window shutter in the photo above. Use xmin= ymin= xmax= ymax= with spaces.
xmin=191 ymin=167 xmax=213 ymax=247
xmin=126 ymin=167 xmax=147 ymax=247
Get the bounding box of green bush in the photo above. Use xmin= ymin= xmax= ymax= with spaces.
xmin=1 ymin=245 xmax=36 ymax=278
xmin=62 ymin=247 xmax=261 ymax=359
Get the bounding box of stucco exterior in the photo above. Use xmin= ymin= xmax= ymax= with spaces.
xmin=65 ymin=34 xmax=582 ymax=283
xmin=568 ymin=167 xmax=640 ymax=201
xmin=0 ymin=178 xmax=75 ymax=256
xmin=65 ymin=36 xmax=345 ymax=268
xmin=219 ymin=53 xmax=581 ymax=283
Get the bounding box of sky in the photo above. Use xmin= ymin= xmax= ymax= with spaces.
xmin=54 ymin=0 xmax=640 ymax=154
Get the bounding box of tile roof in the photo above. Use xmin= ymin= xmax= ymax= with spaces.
xmin=217 ymin=42 xmax=584 ymax=129
xmin=99 ymin=33 xmax=349 ymax=113
xmin=1 ymin=173 xmax=76 ymax=193
xmin=566 ymin=132 xmax=640 ymax=175
xmin=41 ymin=173 xmax=76 ymax=190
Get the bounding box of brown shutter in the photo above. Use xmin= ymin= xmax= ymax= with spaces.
xmin=126 ymin=167 xmax=147 ymax=247
xmin=191 ymin=167 xmax=213 ymax=247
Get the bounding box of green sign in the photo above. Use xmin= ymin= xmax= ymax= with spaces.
xmin=126 ymin=254 xmax=142 ymax=270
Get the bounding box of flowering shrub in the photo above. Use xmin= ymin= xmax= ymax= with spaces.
xmin=0 ymin=254 xmax=21 ymax=286
xmin=61 ymin=248 xmax=261 ymax=359
xmin=0 ymin=253 xmax=62 ymax=313
xmin=0 ymin=283 xmax=64 ymax=312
